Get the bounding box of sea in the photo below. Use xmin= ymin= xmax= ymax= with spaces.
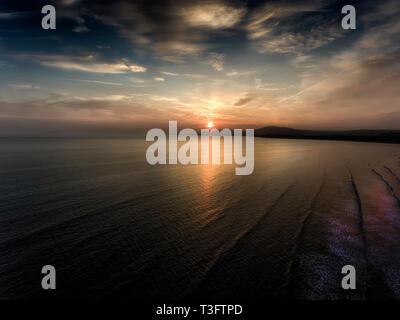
xmin=1 ymin=137 xmax=400 ymax=299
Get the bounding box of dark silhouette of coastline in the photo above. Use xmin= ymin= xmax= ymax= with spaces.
xmin=254 ymin=126 xmax=400 ymax=144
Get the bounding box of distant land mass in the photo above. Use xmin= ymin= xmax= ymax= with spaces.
xmin=254 ymin=126 xmax=400 ymax=144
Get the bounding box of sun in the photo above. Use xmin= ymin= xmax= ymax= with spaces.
xmin=207 ymin=121 xmax=214 ymax=128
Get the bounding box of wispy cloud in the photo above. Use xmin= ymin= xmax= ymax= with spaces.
xmin=73 ymin=16 xmax=89 ymax=33
xmin=246 ymin=1 xmax=342 ymax=54
xmin=9 ymin=84 xmax=40 ymax=90
xmin=225 ymin=70 xmax=257 ymax=77
xmin=255 ymin=78 xmax=285 ymax=91
xmin=0 ymin=12 xmax=22 ymax=19
xmin=69 ymin=79 xmax=124 ymax=86
xmin=234 ymin=95 xmax=253 ymax=107
xmin=159 ymin=71 xmax=179 ymax=76
xmin=18 ymin=54 xmax=147 ymax=74
xmin=206 ymin=53 xmax=225 ymax=71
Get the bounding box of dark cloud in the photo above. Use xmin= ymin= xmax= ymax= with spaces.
xmin=63 ymin=0 xmax=247 ymax=60
xmin=234 ymin=95 xmax=252 ymax=106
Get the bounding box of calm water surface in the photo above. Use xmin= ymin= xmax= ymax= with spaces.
xmin=1 ymin=137 xmax=400 ymax=299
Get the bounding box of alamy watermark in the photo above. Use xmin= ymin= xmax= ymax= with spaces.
xmin=145 ymin=121 xmax=254 ymax=175
xmin=40 ymin=5 xmax=356 ymax=31
xmin=41 ymin=265 xmax=56 ymax=290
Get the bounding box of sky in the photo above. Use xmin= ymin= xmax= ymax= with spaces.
xmin=0 ymin=0 xmax=400 ymax=135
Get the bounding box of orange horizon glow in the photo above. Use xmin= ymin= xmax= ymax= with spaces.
xmin=207 ymin=121 xmax=214 ymax=128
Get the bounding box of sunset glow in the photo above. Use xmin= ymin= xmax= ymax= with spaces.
xmin=0 ymin=0 xmax=399 ymax=135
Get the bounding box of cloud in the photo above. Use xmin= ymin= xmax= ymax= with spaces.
xmin=45 ymin=60 xmax=145 ymax=73
xmin=0 ymin=91 xmax=195 ymax=129
xmin=182 ymin=73 xmax=208 ymax=79
xmin=234 ymin=95 xmax=252 ymax=106
xmin=9 ymin=84 xmax=40 ymax=90
xmin=226 ymin=71 xmax=239 ymax=76
xmin=225 ymin=69 xmax=257 ymax=77
xmin=127 ymin=64 xmax=147 ymax=72
xmin=130 ymin=77 xmax=166 ymax=85
xmin=152 ymin=41 xmax=209 ymax=59
xmin=0 ymin=12 xmax=22 ymax=19
xmin=69 ymin=79 xmax=123 ymax=86
xmin=159 ymin=71 xmax=179 ymax=76
xmin=270 ymin=18 xmax=400 ymax=130
xmin=18 ymin=54 xmax=147 ymax=74
xmin=179 ymin=3 xmax=245 ymax=29
xmin=61 ymin=0 xmax=79 ymax=5
xmin=73 ymin=25 xmax=89 ymax=33
xmin=62 ymin=0 xmax=245 ymax=61
xmin=246 ymin=1 xmax=342 ymax=54
xmin=254 ymin=78 xmax=262 ymax=89
xmin=257 ymin=25 xmax=342 ymax=54
xmin=0 ymin=95 xmax=148 ymax=122
xmin=207 ymin=52 xmax=225 ymax=71
xmin=73 ymin=16 xmax=89 ymax=33
xmin=255 ymin=78 xmax=285 ymax=91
